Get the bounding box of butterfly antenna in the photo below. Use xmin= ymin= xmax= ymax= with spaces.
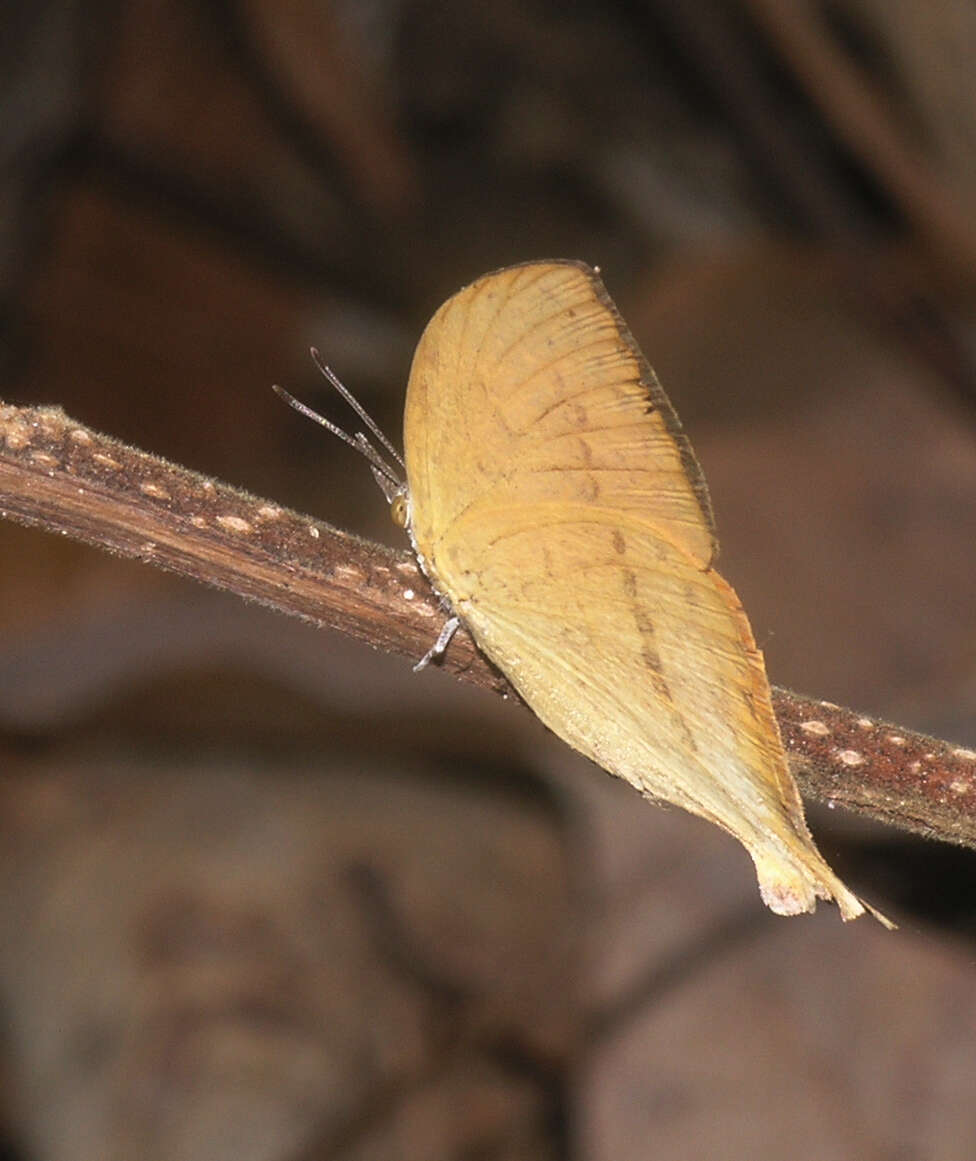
xmin=310 ymin=348 xmax=405 ymax=470
xmin=271 ymin=383 xmax=403 ymax=492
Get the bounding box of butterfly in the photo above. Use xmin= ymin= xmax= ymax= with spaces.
xmin=278 ymin=260 xmax=890 ymax=926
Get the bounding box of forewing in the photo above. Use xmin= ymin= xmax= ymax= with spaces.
xmin=404 ymin=261 xmax=716 ymax=571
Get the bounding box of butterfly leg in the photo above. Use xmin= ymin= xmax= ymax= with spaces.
xmin=413 ymin=615 xmax=461 ymax=672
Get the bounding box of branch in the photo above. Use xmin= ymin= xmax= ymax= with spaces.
xmin=2 ymin=402 xmax=974 ymax=847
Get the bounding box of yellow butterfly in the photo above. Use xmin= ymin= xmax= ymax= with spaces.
xmin=281 ymin=260 xmax=890 ymax=926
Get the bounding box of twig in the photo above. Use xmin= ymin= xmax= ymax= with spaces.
xmin=0 ymin=403 xmax=506 ymax=689
xmin=2 ymin=401 xmax=975 ymax=847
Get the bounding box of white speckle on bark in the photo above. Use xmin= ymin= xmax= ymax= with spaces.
xmin=140 ymin=482 xmax=171 ymax=500
xmin=216 ymin=515 xmax=252 ymax=534
xmin=800 ymin=720 xmax=830 ymax=736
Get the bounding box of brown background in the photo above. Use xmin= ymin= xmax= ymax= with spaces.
xmin=2 ymin=2 xmax=976 ymax=1158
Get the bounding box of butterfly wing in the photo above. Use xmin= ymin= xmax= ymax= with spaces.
xmin=405 ymin=261 xmax=715 ymax=573
xmin=442 ymin=503 xmax=868 ymax=919
xmin=404 ymin=261 xmax=882 ymax=923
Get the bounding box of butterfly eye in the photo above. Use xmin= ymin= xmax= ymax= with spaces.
xmin=390 ymin=492 xmax=408 ymax=528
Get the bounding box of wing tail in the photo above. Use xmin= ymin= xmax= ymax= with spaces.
xmin=752 ymin=844 xmax=895 ymax=928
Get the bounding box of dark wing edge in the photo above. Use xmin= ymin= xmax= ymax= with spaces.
xmin=585 ymin=264 xmax=718 ymax=554
xmin=471 ymin=258 xmax=718 ymax=557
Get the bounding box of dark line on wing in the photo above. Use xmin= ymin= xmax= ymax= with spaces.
xmin=631 ymin=597 xmax=700 ymax=754
xmin=521 ymin=419 xmax=666 ymax=448
xmin=498 ymin=333 xmax=628 ymax=406
xmin=486 ymin=277 xmax=593 ymax=373
xmin=509 ymin=462 xmax=653 ymax=476
xmin=520 ymin=389 xmax=647 ymax=433
xmin=495 ymin=311 xmax=614 ymax=379
xmin=459 ymin=265 xmax=553 ymax=419
xmin=442 ymin=507 xmax=699 ymax=559
xmin=507 ymin=262 xmax=558 ymax=297
xmin=466 ymin=572 xmax=702 ymax=766
xmin=586 ymin=275 xmax=718 ymax=551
